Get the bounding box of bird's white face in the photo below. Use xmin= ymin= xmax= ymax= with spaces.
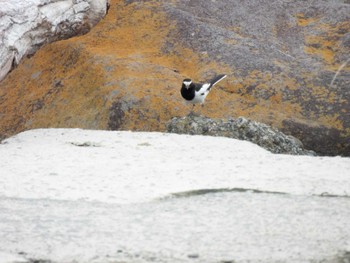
xmin=183 ymin=79 xmax=192 ymax=89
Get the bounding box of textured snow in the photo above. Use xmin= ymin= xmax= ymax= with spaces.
xmin=0 ymin=252 xmax=26 ymax=263
xmin=0 ymin=128 xmax=349 ymax=263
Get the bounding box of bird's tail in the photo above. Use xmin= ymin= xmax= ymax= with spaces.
xmin=209 ymin=74 xmax=227 ymax=87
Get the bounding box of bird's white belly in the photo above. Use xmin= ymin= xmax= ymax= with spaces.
xmin=192 ymin=91 xmax=208 ymax=104
xmin=192 ymin=83 xmax=211 ymax=104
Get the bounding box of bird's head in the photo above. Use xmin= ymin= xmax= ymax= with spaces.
xmin=182 ymin=79 xmax=192 ymax=89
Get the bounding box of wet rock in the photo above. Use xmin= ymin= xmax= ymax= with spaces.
xmin=0 ymin=0 xmax=109 ymax=82
xmin=282 ymin=119 xmax=350 ymax=156
xmin=167 ymin=114 xmax=315 ymax=156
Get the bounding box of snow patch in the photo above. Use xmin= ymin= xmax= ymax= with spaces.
xmin=0 ymin=128 xmax=349 ymax=263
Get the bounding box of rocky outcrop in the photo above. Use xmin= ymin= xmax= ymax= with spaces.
xmin=0 ymin=0 xmax=109 ymax=82
xmin=0 ymin=0 xmax=349 ymax=156
xmin=167 ymin=114 xmax=315 ymax=156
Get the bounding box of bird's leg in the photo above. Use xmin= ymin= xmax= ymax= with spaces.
xmin=189 ymin=104 xmax=195 ymax=116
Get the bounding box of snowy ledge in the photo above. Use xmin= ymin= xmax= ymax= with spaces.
xmin=0 ymin=128 xmax=350 ymax=263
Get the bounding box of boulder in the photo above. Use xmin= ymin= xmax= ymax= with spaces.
xmin=167 ymin=114 xmax=315 ymax=156
xmin=0 ymin=0 xmax=109 ymax=82
xmin=0 ymin=0 xmax=349 ymax=156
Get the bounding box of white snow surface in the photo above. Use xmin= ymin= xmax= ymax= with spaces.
xmin=0 ymin=128 xmax=349 ymax=263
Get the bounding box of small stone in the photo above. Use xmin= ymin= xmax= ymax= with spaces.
xmin=187 ymin=253 xmax=199 ymax=259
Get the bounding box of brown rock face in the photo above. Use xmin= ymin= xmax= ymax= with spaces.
xmin=0 ymin=0 xmax=349 ymax=156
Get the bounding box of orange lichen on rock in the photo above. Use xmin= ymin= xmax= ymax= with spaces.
xmin=0 ymin=0 xmax=232 ymax=137
xmin=304 ymin=21 xmax=350 ymax=68
xmin=304 ymin=35 xmax=336 ymax=65
xmin=296 ymin=14 xmax=320 ymax=27
xmin=0 ymin=0 xmax=349 ymax=155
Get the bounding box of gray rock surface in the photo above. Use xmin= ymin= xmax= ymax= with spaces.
xmin=167 ymin=114 xmax=316 ymax=155
xmin=0 ymin=0 xmax=109 ymax=82
xmin=0 ymin=0 xmax=349 ymax=156
xmin=160 ymin=0 xmax=350 ymax=156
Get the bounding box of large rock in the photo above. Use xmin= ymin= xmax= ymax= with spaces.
xmin=167 ymin=114 xmax=315 ymax=156
xmin=0 ymin=0 xmax=109 ymax=82
xmin=0 ymin=0 xmax=349 ymax=156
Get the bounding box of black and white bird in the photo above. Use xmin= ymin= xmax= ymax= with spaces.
xmin=180 ymin=74 xmax=227 ymax=106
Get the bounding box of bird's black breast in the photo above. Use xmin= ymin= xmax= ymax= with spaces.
xmin=181 ymin=84 xmax=195 ymax=101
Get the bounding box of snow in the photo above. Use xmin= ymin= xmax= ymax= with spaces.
xmin=0 ymin=252 xmax=26 ymax=263
xmin=0 ymin=128 xmax=349 ymax=263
